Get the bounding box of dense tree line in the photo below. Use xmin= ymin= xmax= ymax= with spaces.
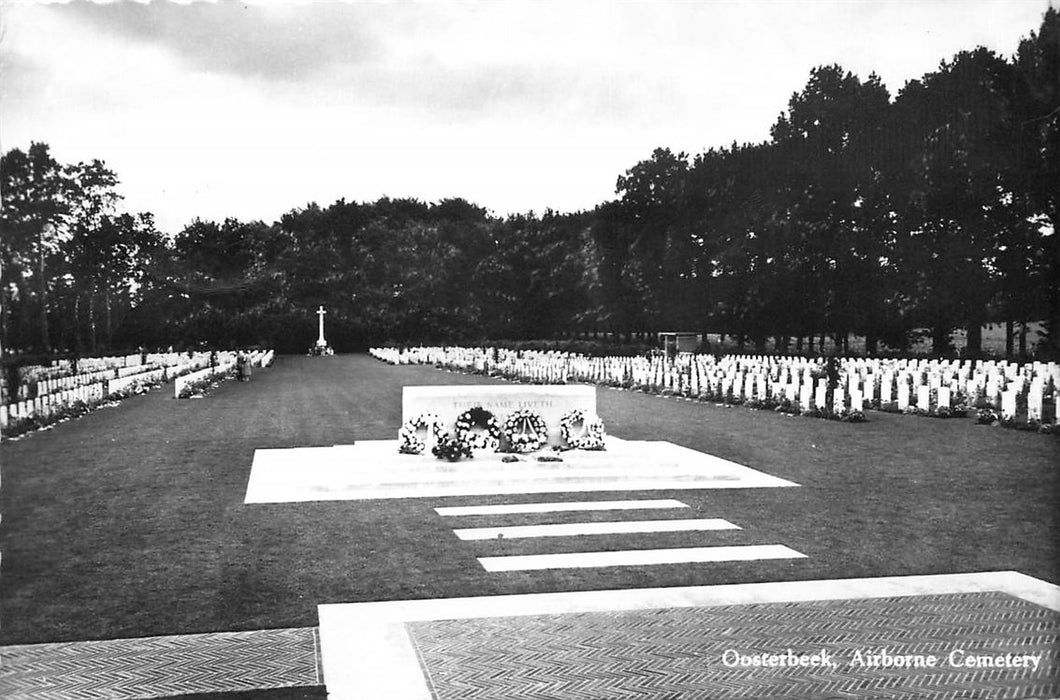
xmin=1 ymin=10 xmax=1056 ymax=357
xmin=594 ymin=11 xmax=1057 ymax=357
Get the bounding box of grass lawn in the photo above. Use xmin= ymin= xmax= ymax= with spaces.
xmin=1 ymin=354 xmax=1057 ymax=647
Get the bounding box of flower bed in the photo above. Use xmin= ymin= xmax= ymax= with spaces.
xmin=3 ymin=399 xmax=96 ymax=441
xmin=176 ymin=368 xmax=236 ymax=399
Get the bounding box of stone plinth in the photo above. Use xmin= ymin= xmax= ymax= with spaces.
xmin=402 ymin=385 xmax=596 ymax=445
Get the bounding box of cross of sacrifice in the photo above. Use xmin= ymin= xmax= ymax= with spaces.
xmin=316 ymin=305 xmax=327 ymax=347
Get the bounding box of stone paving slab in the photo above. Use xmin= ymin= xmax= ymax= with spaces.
xmin=0 ymin=627 xmax=321 ymax=700
xmin=408 ymin=592 xmax=1059 ymax=699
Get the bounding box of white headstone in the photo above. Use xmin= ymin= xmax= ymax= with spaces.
xmin=850 ymin=388 xmax=864 ymax=412
xmin=897 ymin=383 xmax=909 ymax=410
xmin=1001 ymin=390 xmax=1017 ymax=420
xmin=985 ymin=380 xmax=1000 ymax=407
xmin=832 ymin=387 xmax=846 ymax=413
xmin=1027 ymin=384 xmax=1043 ymax=421
xmin=917 ymin=386 xmax=931 ymax=412
xmin=937 ymin=387 xmax=951 ymax=409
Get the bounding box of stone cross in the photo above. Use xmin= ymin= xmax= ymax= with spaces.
xmin=316 ymin=305 xmax=327 ymax=347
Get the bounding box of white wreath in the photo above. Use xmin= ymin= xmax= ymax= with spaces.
xmin=398 ymin=413 xmax=444 ymax=454
xmin=455 ymin=407 xmax=501 ymax=451
xmin=501 ymin=409 xmax=550 ymax=453
xmin=559 ymin=409 xmax=606 ymax=450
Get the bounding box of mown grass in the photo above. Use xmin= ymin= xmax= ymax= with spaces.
xmin=1 ymin=354 xmax=1056 ymax=647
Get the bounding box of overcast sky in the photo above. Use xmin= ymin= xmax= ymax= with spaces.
xmin=0 ymin=0 xmax=1052 ymax=235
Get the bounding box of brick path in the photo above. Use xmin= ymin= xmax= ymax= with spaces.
xmin=407 ymin=592 xmax=1059 ymax=699
xmin=0 ymin=627 xmax=321 ymax=700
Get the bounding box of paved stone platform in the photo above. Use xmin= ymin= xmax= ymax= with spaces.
xmin=317 ymin=572 xmax=1060 ymax=700
xmin=244 ymin=436 xmax=798 ymax=503
xmin=0 ymin=627 xmax=321 ymax=700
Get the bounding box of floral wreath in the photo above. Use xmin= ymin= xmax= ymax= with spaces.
xmin=398 ymin=413 xmax=444 ymax=454
xmin=432 ymin=433 xmax=473 ymax=461
xmin=501 ymin=409 xmax=550 ymax=453
xmin=559 ymin=409 xmax=606 ymax=450
xmin=455 ymin=406 xmax=501 ymax=451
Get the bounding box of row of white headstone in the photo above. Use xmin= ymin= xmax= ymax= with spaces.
xmin=173 ymin=357 xmax=237 ymax=399
xmin=10 ymin=352 xmax=148 ymax=386
xmin=371 ymin=346 xmax=1059 ymax=423
xmin=171 ymin=350 xmax=274 ymax=398
xmin=0 ymin=350 xmax=274 ymax=430
xmin=0 ymin=382 xmax=108 ymax=429
xmin=3 ymin=351 xmax=217 ymax=403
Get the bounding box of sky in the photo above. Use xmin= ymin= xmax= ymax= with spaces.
xmin=0 ymin=0 xmax=1053 ymax=235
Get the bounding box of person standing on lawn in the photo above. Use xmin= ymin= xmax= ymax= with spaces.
xmin=825 ymin=354 xmax=840 ymax=406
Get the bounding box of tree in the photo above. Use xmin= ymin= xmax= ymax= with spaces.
xmin=612 ymin=147 xmax=694 ymax=335
xmin=1011 ymin=8 xmax=1060 ymax=357
xmin=494 ymin=210 xmax=595 ymax=339
xmin=0 ymin=143 xmax=73 ymax=351
xmin=64 ymin=159 xmax=122 ymax=351
xmin=770 ymin=65 xmax=894 ymax=353
xmin=894 ymin=48 xmax=1021 ymax=356
xmin=167 ymin=218 xmax=283 ymax=348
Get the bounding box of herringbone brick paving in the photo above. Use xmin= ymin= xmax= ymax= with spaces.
xmin=0 ymin=627 xmax=321 ymax=700
xmin=406 ymin=592 xmax=1059 ymax=699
